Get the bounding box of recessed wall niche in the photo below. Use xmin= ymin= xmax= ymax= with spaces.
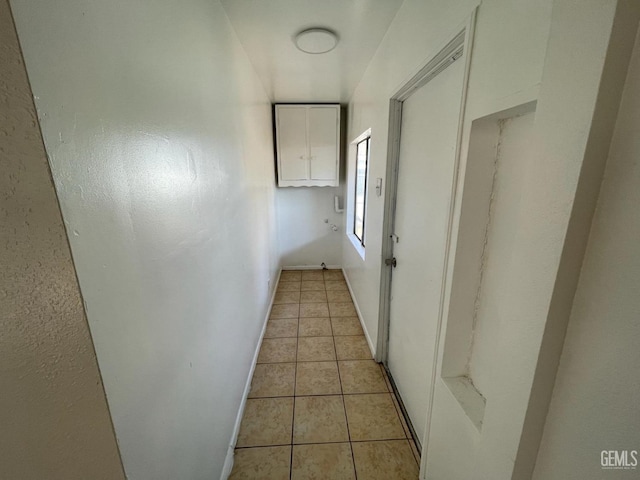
xmin=441 ymin=101 xmax=537 ymax=431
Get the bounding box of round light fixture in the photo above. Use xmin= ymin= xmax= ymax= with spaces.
xmin=294 ymin=28 xmax=339 ymax=54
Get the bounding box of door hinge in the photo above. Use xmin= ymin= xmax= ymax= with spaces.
xmin=385 ymin=257 xmax=397 ymax=268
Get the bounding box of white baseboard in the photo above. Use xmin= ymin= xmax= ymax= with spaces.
xmin=220 ymin=269 xmax=282 ymax=480
xmin=342 ymin=268 xmax=376 ymax=358
xmin=282 ymin=265 xmax=342 ymax=270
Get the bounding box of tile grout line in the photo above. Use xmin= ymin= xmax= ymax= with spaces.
xmin=295 ymin=269 xmax=329 ymax=477
xmin=235 ymin=437 xmax=416 ymax=450
xmin=234 ymin=272 xmax=418 ymax=477
xmin=250 ymin=391 xmax=396 ymax=400
xmin=289 ymin=298 xmax=299 ymax=479
xmin=328 ymin=275 xmax=359 ymax=480
xmin=281 ymin=271 xmax=302 ymax=479
xmin=343 ymin=274 xmax=361 ymax=480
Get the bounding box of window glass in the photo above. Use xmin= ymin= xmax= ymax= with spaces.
xmin=353 ymin=137 xmax=369 ymax=245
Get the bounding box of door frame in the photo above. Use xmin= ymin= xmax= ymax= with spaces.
xmin=375 ymin=5 xmax=477 ymax=458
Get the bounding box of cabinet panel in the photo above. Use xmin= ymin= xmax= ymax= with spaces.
xmin=277 ymin=107 xmax=308 ymax=181
xmin=308 ymin=107 xmax=338 ymax=181
xmin=275 ymin=104 xmax=340 ymax=187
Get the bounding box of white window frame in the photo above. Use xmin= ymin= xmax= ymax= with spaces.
xmin=346 ymin=128 xmax=371 ymax=260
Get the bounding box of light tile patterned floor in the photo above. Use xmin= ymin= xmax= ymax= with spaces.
xmin=230 ymin=269 xmax=420 ymax=480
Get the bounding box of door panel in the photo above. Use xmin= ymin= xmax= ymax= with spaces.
xmin=308 ymin=107 xmax=338 ymax=181
xmin=387 ymin=58 xmax=464 ymax=443
xmin=278 ymin=107 xmax=308 ymax=181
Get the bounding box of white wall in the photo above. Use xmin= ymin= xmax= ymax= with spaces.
xmin=343 ymin=0 xmax=553 ymax=353
xmin=10 ymin=1 xmax=278 ymax=479
xmin=344 ymin=1 xmax=554 ymax=476
xmin=344 ymin=4 xmax=554 ymax=474
xmin=1 ymin=1 xmax=124 ymax=477
xmin=533 ymin=26 xmax=640 ymax=480
xmin=344 ymin=0 xmax=639 ymax=479
xmin=467 ymin=111 xmax=535 ymax=397
xmin=276 ymin=187 xmax=343 ymax=267
xmin=276 ymin=108 xmax=346 ymax=268
xmin=429 ymin=1 xmax=637 ymax=477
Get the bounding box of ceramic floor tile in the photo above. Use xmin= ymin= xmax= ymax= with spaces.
xmin=236 ymin=397 xmax=294 ymax=447
xmin=331 ymin=317 xmax=364 ymax=336
xmin=277 ymin=281 xmax=301 ymax=292
xmin=300 ymin=290 xmax=328 ymax=303
xmin=295 ymin=361 xmax=341 ymax=396
xmin=292 ymin=443 xmax=355 ymax=480
xmin=300 ymin=281 xmax=325 ymax=291
xmin=297 ymin=336 xmax=336 ymax=362
xmin=280 ymin=270 xmax=302 ymax=282
xmin=326 ymin=290 xmax=353 ymax=303
xmin=343 ymin=394 xmax=406 ymax=441
xmin=324 ymin=280 xmax=348 ymax=291
xmin=234 ymin=268 xmax=419 ymax=476
xmin=300 ymin=303 xmax=330 ymax=318
xmin=273 ymin=290 xmax=300 ymax=304
xmin=249 ymin=363 xmax=296 ymax=398
xmin=264 ymin=318 xmax=298 ymax=338
xmin=323 ymin=270 xmax=345 ymax=281
xmin=298 ymin=317 xmax=332 ymax=337
xmin=270 ymin=304 xmax=300 ymax=319
xmin=293 ymin=396 xmax=349 ymax=444
xmin=334 ymin=336 xmax=372 ymax=360
xmin=230 ymin=446 xmax=291 ymax=480
xmin=338 ymin=360 xmax=388 ymax=394
xmin=301 ymin=270 xmax=324 ymax=281
xmin=257 ymin=338 xmax=297 ymax=363
xmin=351 ymin=440 xmax=419 ymax=480
xmin=329 ymin=302 xmax=357 ymax=317
xmin=379 ymin=365 xmax=394 ymax=392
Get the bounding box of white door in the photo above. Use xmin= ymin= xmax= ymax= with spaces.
xmin=386 ymin=57 xmax=465 ymax=443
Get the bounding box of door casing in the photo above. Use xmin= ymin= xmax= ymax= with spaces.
xmin=376 ymin=7 xmax=478 ymax=468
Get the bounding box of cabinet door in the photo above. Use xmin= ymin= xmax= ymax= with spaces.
xmin=277 ymin=107 xmax=308 ymax=181
xmin=308 ymin=107 xmax=338 ymax=181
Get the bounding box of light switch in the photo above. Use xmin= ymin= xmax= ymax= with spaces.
xmin=375 ymin=177 xmax=383 ymax=197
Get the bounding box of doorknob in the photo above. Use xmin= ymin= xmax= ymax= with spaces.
xmin=385 ymin=257 xmax=397 ymax=268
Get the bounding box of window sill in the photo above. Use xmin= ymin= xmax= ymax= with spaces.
xmin=347 ymin=232 xmax=366 ymax=260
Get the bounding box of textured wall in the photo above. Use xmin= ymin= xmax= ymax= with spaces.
xmin=0 ymin=1 xmax=125 ymax=478
xmin=9 ymin=0 xmax=279 ymax=478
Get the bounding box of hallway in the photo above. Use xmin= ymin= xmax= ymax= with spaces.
xmin=4 ymin=0 xmax=640 ymax=478
xmin=230 ymin=270 xmax=419 ymax=479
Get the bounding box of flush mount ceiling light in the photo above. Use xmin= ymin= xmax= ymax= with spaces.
xmin=294 ymin=28 xmax=339 ymax=54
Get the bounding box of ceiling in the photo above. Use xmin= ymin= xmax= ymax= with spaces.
xmin=220 ymin=0 xmax=405 ymax=103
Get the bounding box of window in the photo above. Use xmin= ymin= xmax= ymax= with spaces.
xmin=353 ymin=135 xmax=370 ymax=246
xmin=347 ymin=129 xmax=371 ymax=259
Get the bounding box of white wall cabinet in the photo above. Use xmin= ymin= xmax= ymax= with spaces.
xmin=275 ymin=104 xmax=340 ymax=187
